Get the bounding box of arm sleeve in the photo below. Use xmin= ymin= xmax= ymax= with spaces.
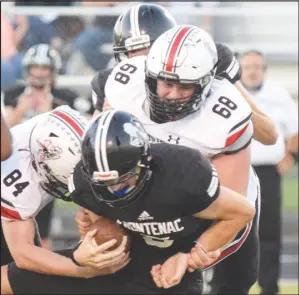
xmin=216 ymin=43 xmax=242 ymax=84
xmin=179 ymin=149 xmax=220 ymax=213
xmin=90 ymin=68 xmax=114 ymax=111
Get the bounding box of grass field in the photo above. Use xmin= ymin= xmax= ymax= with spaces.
xmin=282 ymin=167 xmax=298 ymax=211
xmin=250 ymin=281 xmax=299 ymax=294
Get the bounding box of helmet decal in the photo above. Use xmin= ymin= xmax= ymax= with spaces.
xmin=37 ymin=139 xmax=62 ymax=162
xmin=123 ymin=122 xmax=147 ymax=148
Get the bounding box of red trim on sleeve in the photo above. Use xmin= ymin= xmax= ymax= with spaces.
xmin=225 ymin=123 xmax=249 ymax=147
xmin=204 ymin=221 xmax=252 ymax=270
xmin=1 ymin=206 xmax=22 ymax=220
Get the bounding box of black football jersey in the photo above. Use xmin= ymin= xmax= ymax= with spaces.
xmin=71 ymin=143 xmax=220 ymax=272
xmin=91 ymin=43 xmax=241 ymax=112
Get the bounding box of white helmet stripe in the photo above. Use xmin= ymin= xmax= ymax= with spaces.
xmin=94 ymin=110 xmax=117 ymax=172
xmin=130 ymin=4 xmax=141 ymax=37
xmin=95 ymin=113 xmax=106 ymax=172
xmin=100 ymin=110 xmax=116 ymax=172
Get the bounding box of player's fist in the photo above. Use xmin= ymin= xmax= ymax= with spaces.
xmin=187 ymin=243 xmax=221 ymax=271
xmin=151 ymin=252 xmax=188 ymax=289
xmin=75 ymin=207 xmax=92 ymax=237
xmin=277 ymin=153 xmax=295 ymax=176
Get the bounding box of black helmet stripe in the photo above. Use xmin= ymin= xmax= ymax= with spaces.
xmin=94 ymin=110 xmax=117 ymax=172
xmin=130 ymin=4 xmax=141 ymax=37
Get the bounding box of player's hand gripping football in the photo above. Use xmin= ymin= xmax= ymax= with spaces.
xmin=151 ymin=252 xmax=188 ymax=289
xmin=75 ymin=207 xmax=92 ymax=238
xmin=73 ymin=229 xmax=130 ymax=271
xmin=187 ymin=242 xmax=221 ymax=271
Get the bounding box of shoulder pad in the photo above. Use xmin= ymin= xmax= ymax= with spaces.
xmin=185 ymin=79 xmax=252 ymax=152
xmin=105 ymin=56 xmax=147 ymax=113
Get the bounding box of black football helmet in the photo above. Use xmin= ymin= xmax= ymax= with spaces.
xmin=81 ymin=110 xmax=152 ymax=207
xmin=113 ymin=3 xmax=177 ymax=62
xmin=22 ymin=43 xmax=62 ymax=88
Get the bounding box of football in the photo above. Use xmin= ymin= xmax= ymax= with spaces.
xmin=89 ymin=217 xmax=131 ymax=252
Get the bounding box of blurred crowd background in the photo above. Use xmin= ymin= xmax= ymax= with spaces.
xmin=1 ymin=2 xmax=298 ymax=294
xmin=1 ymin=2 xmax=298 ymax=98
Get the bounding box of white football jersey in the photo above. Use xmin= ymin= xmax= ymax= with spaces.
xmin=1 ymin=114 xmax=54 ymax=221
xmin=105 ymin=56 xmax=260 ymax=205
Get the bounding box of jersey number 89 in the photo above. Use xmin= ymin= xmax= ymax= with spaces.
xmin=114 ymin=63 xmax=137 ymax=85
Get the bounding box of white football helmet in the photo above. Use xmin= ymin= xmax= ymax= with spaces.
xmin=145 ymin=25 xmax=218 ymax=123
xmin=29 ymin=105 xmax=87 ymax=201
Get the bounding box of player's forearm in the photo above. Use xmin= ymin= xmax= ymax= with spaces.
xmin=251 ymin=112 xmax=278 ymax=146
xmin=234 ymin=81 xmax=278 ymax=145
xmin=15 ymin=244 xmax=83 ymax=277
xmin=196 ymin=218 xmax=251 ymax=252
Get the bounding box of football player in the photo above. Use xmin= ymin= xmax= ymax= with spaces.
xmin=69 ymin=110 xmax=255 ymax=293
xmin=0 ymin=110 xmax=255 ymax=294
xmin=87 ymin=26 xmax=261 ymax=295
xmin=1 ymin=106 xmax=129 ymax=295
xmin=91 ymin=3 xmax=277 ymax=145
xmin=2 ymin=44 xmax=94 ymax=127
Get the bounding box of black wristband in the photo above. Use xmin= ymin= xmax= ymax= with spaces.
xmin=71 ymin=250 xmax=82 ymax=266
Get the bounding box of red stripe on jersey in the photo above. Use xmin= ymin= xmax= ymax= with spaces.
xmin=225 ymin=123 xmax=249 ymax=147
xmin=165 ymin=26 xmax=192 ymax=72
xmin=204 ymin=221 xmax=252 ymax=270
xmin=51 ymin=110 xmax=84 ymax=137
xmin=1 ymin=206 xmax=22 ymax=220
